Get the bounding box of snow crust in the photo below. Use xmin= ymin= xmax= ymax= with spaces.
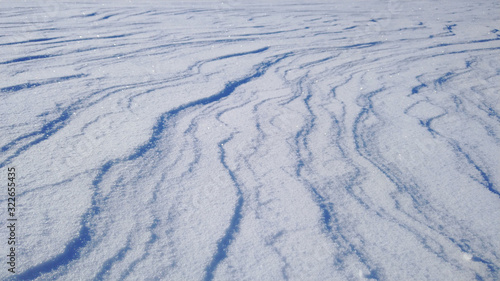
xmin=1 ymin=0 xmax=499 ymax=280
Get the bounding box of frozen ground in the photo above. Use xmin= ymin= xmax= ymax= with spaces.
xmin=1 ymin=1 xmax=499 ymax=280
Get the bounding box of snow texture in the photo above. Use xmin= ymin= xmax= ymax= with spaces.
xmin=1 ymin=0 xmax=499 ymax=280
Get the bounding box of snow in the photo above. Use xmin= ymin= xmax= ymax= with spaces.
xmin=1 ymin=0 xmax=499 ymax=280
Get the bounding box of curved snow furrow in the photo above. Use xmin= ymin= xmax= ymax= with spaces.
xmin=0 ymin=81 xmax=136 ymax=169
xmin=0 ymin=37 xmax=63 ymax=46
xmin=348 ymin=44 xmax=500 ymax=278
xmin=0 ymin=54 xmax=59 ymax=65
xmin=11 ymin=225 xmax=91 ymax=281
xmin=203 ymin=72 xmax=299 ymax=279
xmin=12 ymin=159 xmax=113 ymax=280
xmin=354 ymin=105 xmax=423 ymax=198
xmin=128 ymin=53 xmax=286 ymax=161
xmin=36 ymin=33 xmax=138 ymax=47
xmin=209 ymin=54 xmax=345 ymax=278
xmin=236 ymin=110 xmax=294 ymax=279
xmin=273 ymin=55 xmax=381 ymax=277
xmin=92 ymin=237 xmax=131 ymax=281
xmin=118 ymin=218 xmax=159 ymax=281
xmin=292 ymin=77 xmax=386 ymax=280
xmin=117 ymin=47 xmax=270 ymax=97
xmin=203 ymin=136 xmax=244 ymax=281
xmin=429 ymin=129 xmax=499 ymax=199
xmin=0 ymin=74 xmax=87 ymax=94
xmin=350 ymin=83 xmax=488 ymax=272
xmin=0 ymin=108 xmax=73 ymax=169
xmin=403 ymin=61 xmax=500 ymax=199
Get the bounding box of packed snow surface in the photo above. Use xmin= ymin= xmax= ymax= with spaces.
xmin=1 ymin=1 xmax=499 ymax=280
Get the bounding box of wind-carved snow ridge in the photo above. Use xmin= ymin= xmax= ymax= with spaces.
xmin=203 ymin=135 xmax=243 ymax=281
xmin=127 ymin=51 xmax=289 ymax=161
xmin=1 ymin=0 xmax=499 ymax=280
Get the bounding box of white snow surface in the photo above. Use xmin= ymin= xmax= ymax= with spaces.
xmin=1 ymin=1 xmax=499 ymax=280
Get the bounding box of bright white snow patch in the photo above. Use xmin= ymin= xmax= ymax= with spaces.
xmin=1 ymin=0 xmax=499 ymax=280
